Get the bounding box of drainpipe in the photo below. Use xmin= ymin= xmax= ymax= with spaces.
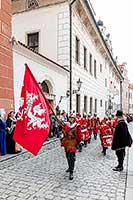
xmin=69 ymin=0 xmax=77 ymax=113
xmin=120 ymin=80 xmax=123 ymax=110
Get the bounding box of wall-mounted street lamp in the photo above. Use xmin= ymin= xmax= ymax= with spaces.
xmin=72 ymin=78 xmax=82 ymax=94
xmin=66 ymin=78 xmax=82 ymax=97
xmin=57 ymin=78 xmax=82 ymax=108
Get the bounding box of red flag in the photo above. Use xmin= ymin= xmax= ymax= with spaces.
xmin=13 ymin=64 xmax=51 ymax=155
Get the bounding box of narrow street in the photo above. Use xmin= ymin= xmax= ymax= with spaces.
xmin=1 ymin=123 xmax=132 ymax=200
xmin=0 ymin=1 xmax=133 ymax=200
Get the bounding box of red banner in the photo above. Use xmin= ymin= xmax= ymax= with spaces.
xmin=13 ymin=64 xmax=51 ymax=155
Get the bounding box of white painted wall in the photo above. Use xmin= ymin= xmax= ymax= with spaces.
xmin=13 ymin=44 xmax=68 ymax=113
xmin=71 ymin=10 xmax=120 ymax=118
xmin=129 ymin=88 xmax=133 ymax=113
xmin=12 ymin=2 xmax=69 ymax=66
xmin=121 ymin=68 xmax=129 ymax=113
xmin=109 ymin=67 xmax=121 ymax=113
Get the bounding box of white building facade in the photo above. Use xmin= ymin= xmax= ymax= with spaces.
xmin=129 ymin=84 xmax=133 ymax=114
xmin=118 ymin=64 xmax=129 ymax=113
xmin=12 ymin=0 xmax=123 ymax=118
xmin=13 ymin=42 xmax=69 ymax=112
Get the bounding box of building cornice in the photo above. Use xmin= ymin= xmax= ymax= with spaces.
xmin=12 ymin=0 xmax=67 ymax=14
xmin=78 ymin=0 xmax=123 ymax=80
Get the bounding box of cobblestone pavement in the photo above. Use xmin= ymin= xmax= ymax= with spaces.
xmin=0 ymin=138 xmax=58 ymax=170
xmin=0 ymin=135 xmax=128 ymax=200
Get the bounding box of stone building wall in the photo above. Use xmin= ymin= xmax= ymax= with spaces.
xmin=0 ymin=0 xmax=14 ymax=112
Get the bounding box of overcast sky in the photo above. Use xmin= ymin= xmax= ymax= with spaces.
xmin=91 ymin=0 xmax=133 ymax=82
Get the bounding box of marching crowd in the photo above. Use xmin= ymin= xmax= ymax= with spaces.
xmin=58 ymin=110 xmax=132 ymax=180
xmin=0 ymin=107 xmax=132 ymax=181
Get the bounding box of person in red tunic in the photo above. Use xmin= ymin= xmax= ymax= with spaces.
xmin=100 ymin=119 xmax=113 ymax=156
xmin=91 ymin=113 xmax=100 ymax=140
xmin=76 ymin=113 xmax=81 ymax=123
xmin=76 ymin=113 xmax=84 ymax=152
xmin=80 ymin=116 xmax=89 ymax=148
xmin=60 ymin=114 xmax=79 ymax=180
xmin=100 ymin=116 xmax=108 ymax=125
xmin=87 ymin=114 xmax=93 ymax=143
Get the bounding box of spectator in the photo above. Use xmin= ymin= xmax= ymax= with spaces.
xmin=61 ymin=110 xmax=68 ymax=122
xmin=0 ymin=108 xmax=7 ymax=155
xmin=6 ymin=111 xmax=21 ymax=154
xmin=112 ymin=110 xmax=133 ymax=171
xmin=15 ymin=112 xmax=23 ymax=152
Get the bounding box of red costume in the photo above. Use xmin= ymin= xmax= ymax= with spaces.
xmin=113 ymin=118 xmax=118 ymax=128
xmin=100 ymin=124 xmax=113 ymax=147
xmin=80 ymin=118 xmax=90 ymax=141
xmin=76 ymin=114 xmax=85 ymax=143
xmin=91 ymin=116 xmax=100 ymax=140
xmin=91 ymin=117 xmax=100 ymax=132
xmin=87 ymin=117 xmax=93 ymax=138
xmin=61 ymin=122 xmax=78 ymax=153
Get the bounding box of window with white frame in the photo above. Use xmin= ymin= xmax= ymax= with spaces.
xmin=89 ymin=53 xmax=92 ymax=74
xmin=84 ymin=96 xmax=88 ymax=113
xmin=94 ymin=59 xmax=97 ymax=78
xmin=105 ymin=78 xmax=107 ymax=87
xmin=90 ymin=97 xmax=93 ymax=114
xmin=100 ymin=100 xmax=102 ymax=107
xmin=27 ymin=32 xmax=39 ymax=52
xmin=75 ymin=36 xmax=80 ymax=64
xmin=94 ymin=99 xmax=97 ymax=113
xmin=100 ymin=64 xmax=102 ymax=72
xmin=84 ymin=46 xmax=87 ymax=70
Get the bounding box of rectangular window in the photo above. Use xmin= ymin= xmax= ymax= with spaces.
xmin=100 ymin=64 xmax=102 ymax=72
xmin=90 ymin=97 xmax=93 ymax=114
xmin=89 ymin=53 xmax=92 ymax=74
xmin=100 ymin=100 xmax=102 ymax=107
xmin=105 ymin=78 xmax=107 ymax=87
xmin=84 ymin=96 xmax=87 ymax=113
xmin=94 ymin=99 xmax=97 ymax=113
xmin=84 ymin=47 xmax=87 ymax=69
xmin=105 ymin=101 xmax=108 ymax=111
xmin=75 ymin=36 xmax=80 ymax=63
xmin=76 ymin=94 xmax=80 ymax=113
xmin=94 ymin=59 xmax=97 ymax=78
xmin=27 ymin=32 xmax=39 ymax=52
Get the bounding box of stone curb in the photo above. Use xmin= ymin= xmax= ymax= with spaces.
xmin=0 ymin=138 xmax=58 ymax=163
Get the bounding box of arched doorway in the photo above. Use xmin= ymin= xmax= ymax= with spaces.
xmin=41 ymin=81 xmax=49 ymax=94
xmin=41 ymin=80 xmax=55 ymax=108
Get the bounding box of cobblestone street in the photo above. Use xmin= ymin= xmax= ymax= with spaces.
xmin=0 ymin=128 xmax=130 ymax=200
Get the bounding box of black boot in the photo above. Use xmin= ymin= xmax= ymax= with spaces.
xmin=88 ymin=137 xmax=91 ymax=143
xmin=94 ymin=133 xmax=97 ymax=140
xmin=113 ymin=159 xmax=124 ymax=171
xmin=66 ymin=168 xmax=70 ymax=173
xmin=69 ymin=172 xmax=74 ymax=180
xmin=84 ymin=140 xmax=87 ymax=148
xmin=78 ymin=143 xmax=82 ymax=152
xmin=112 ymin=167 xmax=123 ymax=171
xmin=102 ymin=147 xmax=107 ymax=156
